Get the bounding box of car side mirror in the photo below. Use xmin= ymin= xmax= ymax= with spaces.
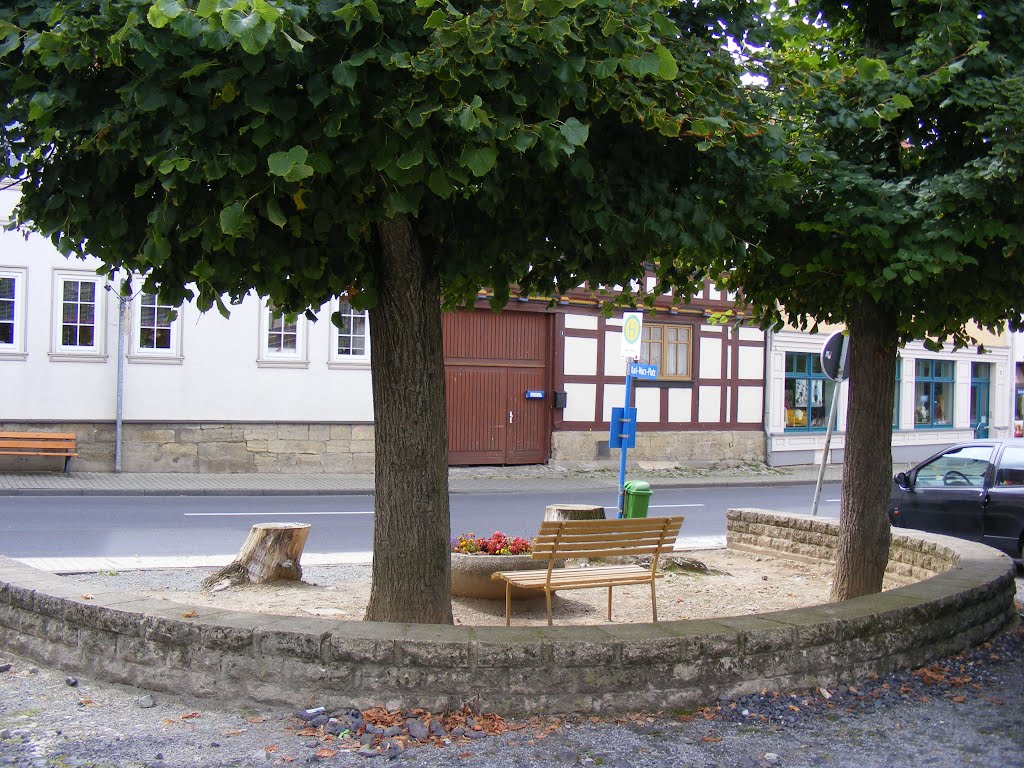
xmin=895 ymin=471 xmax=911 ymax=490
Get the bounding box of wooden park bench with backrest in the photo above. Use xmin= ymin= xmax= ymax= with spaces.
xmin=0 ymin=432 xmax=78 ymax=473
xmin=491 ymin=515 xmax=684 ymax=626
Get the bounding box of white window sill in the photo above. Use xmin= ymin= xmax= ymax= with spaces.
xmin=257 ymin=359 xmax=310 ymax=369
xmin=48 ymin=352 xmax=107 ymax=363
xmin=127 ymin=354 xmax=184 ymax=365
xmin=327 ymin=360 xmax=371 ymax=370
xmin=0 ymin=351 xmax=28 ymax=361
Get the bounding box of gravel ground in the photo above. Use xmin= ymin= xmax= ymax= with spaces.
xmin=1 ymin=575 xmax=1022 ymax=768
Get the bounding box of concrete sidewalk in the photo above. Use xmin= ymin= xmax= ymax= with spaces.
xmin=0 ymin=462 xmax=848 ymax=496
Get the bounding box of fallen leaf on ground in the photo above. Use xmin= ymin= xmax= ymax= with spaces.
xmin=181 ymin=610 xmax=198 ymax=618
xmin=264 ymin=744 xmax=278 ymax=753
xmin=180 ymin=712 xmax=201 ymax=720
xmin=701 ymin=736 xmax=722 ymax=743
xmin=314 ymin=748 xmax=337 ymax=758
xmin=222 ymin=730 xmax=245 ymax=737
xmin=951 ymin=695 xmax=967 ymax=704
xmin=246 ymin=716 xmax=268 ymax=724
xmin=81 ymin=594 xmax=94 ymax=600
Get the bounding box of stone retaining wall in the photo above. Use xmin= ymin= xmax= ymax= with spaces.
xmin=0 ymin=510 xmax=1016 ymax=715
xmin=0 ymin=421 xmax=376 ymax=474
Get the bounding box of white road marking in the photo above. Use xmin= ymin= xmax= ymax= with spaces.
xmin=183 ymin=510 xmax=373 ymax=517
xmin=602 ymin=504 xmax=704 ymax=511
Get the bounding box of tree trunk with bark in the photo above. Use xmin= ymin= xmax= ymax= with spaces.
xmin=200 ymin=522 xmax=311 ymax=590
xmin=363 ymin=215 xmax=453 ymax=624
xmin=830 ymin=297 xmax=899 ymax=601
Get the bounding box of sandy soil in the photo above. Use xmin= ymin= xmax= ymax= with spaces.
xmin=123 ymin=549 xmax=871 ymax=626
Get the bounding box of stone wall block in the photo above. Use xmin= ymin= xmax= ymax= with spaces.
xmin=473 ymin=638 xmax=546 ymax=668
xmin=256 ymin=627 xmax=330 ymax=661
xmin=276 ymin=424 xmax=311 ymax=440
xmin=351 ymin=424 xmax=375 ymax=441
xmin=397 ymin=640 xmax=470 ymax=667
xmin=548 ymin=639 xmax=617 ymax=668
xmin=116 ymin=635 xmax=170 ymax=667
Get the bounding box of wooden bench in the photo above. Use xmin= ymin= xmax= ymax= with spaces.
xmin=491 ymin=515 xmax=684 ymax=626
xmin=0 ymin=432 xmax=78 ymax=473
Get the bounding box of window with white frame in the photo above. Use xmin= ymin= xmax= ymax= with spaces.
xmin=51 ymin=270 xmax=106 ymax=360
xmin=328 ymin=299 xmax=370 ymax=367
xmin=130 ymin=291 xmax=182 ymax=362
xmin=258 ymin=301 xmax=308 ymax=367
xmin=0 ymin=268 xmax=27 ymax=359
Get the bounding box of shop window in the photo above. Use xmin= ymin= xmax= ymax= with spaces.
xmin=784 ymin=352 xmax=836 ymax=431
xmin=914 ymin=359 xmax=954 ymax=428
xmin=970 ymin=362 xmax=990 ymax=430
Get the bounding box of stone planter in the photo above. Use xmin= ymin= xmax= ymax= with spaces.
xmin=450 ymin=552 xmax=563 ymax=600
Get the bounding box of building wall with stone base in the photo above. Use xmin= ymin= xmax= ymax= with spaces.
xmin=0 ymin=421 xmax=375 ymax=474
xmin=550 ymin=429 xmax=765 ymax=469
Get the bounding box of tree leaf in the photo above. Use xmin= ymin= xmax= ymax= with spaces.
xmin=428 ymin=169 xmax=454 ymax=199
xmin=332 ymin=62 xmax=357 ymax=89
xmin=654 ymin=44 xmax=678 ymax=80
xmin=266 ymin=198 xmax=287 ymax=227
xmin=396 ymin=149 xmax=423 ymax=170
xmin=460 ymin=146 xmax=497 ymax=176
xmin=559 ymin=117 xmax=589 ymax=147
xmin=219 ymin=202 xmax=250 ymax=236
xmin=855 ymin=57 xmax=890 ymax=81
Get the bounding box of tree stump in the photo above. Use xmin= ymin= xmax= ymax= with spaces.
xmin=543 ymin=504 xmax=606 ymax=522
xmin=201 ymin=523 xmax=311 ymax=591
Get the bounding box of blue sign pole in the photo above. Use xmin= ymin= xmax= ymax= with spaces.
xmin=616 ymin=368 xmax=634 ymax=517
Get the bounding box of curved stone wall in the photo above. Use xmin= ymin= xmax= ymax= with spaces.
xmin=0 ymin=510 xmax=1016 ymax=715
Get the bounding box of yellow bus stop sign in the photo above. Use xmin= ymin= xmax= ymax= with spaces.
xmin=621 ymin=312 xmax=643 ymax=359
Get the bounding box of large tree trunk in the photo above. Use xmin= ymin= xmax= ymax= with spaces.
xmin=830 ymin=297 xmax=898 ymax=601
xmin=364 ymin=215 xmax=453 ymax=624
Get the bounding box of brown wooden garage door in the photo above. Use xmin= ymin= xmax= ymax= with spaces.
xmin=443 ymin=310 xmax=551 ymax=466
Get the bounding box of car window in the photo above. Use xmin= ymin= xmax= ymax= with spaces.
xmin=914 ymin=445 xmax=994 ymax=487
xmin=995 ymin=445 xmax=1024 ymax=486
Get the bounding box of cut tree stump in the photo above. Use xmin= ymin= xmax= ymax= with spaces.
xmin=201 ymin=522 xmax=311 ymax=591
xmin=543 ymin=504 xmax=606 ymax=522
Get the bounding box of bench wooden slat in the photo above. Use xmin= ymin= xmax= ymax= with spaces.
xmin=537 ymin=518 xmax=677 ymax=534
xmin=491 ymin=515 xmax=684 ymax=626
xmin=0 ymin=432 xmax=77 ymax=473
xmin=0 ymin=440 xmax=78 ymax=450
xmin=532 ymin=544 xmax=670 ymax=560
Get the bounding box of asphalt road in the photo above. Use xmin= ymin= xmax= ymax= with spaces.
xmin=0 ymin=483 xmax=840 ymax=559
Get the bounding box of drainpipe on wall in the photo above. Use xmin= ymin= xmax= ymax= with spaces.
xmin=114 ymin=279 xmax=128 ymax=473
xmin=763 ymin=328 xmax=774 ymax=467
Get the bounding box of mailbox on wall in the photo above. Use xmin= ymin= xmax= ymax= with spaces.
xmin=552 ymin=391 xmax=567 ymax=409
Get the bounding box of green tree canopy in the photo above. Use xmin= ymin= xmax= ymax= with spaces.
xmin=1 ymin=0 xmax=769 ymax=623
xmin=1 ymin=0 xmax=765 ymax=314
xmin=715 ymin=0 xmax=1024 ymax=599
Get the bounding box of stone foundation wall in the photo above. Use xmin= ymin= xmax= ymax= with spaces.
xmin=550 ymin=430 xmax=765 ymax=469
xmin=0 ymin=510 xmax=1015 ymax=715
xmin=0 ymin=422 xmax=375 ymax=474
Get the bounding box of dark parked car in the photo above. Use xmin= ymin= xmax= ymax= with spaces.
xmin=888 ymin=439 xmax=1024 ymax=561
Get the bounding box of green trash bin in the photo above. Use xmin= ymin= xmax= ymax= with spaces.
xmin=622 ymin=480 xmax=653 ymax=518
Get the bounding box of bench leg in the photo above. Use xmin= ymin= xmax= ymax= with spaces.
xmin=545 ymin=589 xmax=553 ymax=626
xmin=650 ymin=579 xmax=658 ymax=622
xmin=505 ymin=582 xmax=512 ymax=627
xmin=63 ymin=455 xmax=71 ymax=474
xmin=607 ymin=586 xmax=613 ymax=622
